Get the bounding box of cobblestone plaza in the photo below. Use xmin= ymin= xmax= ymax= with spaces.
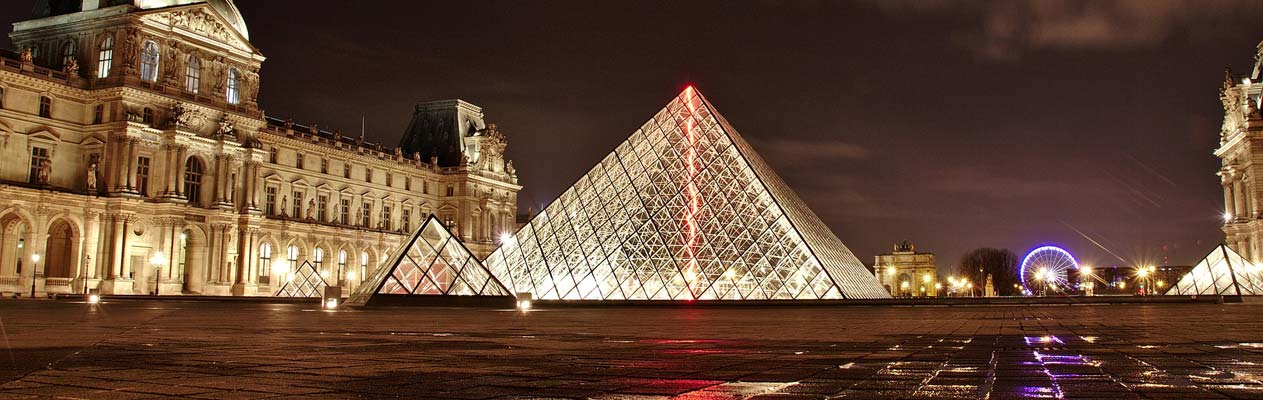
xmin=2 ymin=300 xmax=1263 ymax=399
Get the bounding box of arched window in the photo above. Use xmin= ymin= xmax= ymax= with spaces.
xmin=314 ymin=248 xmax=325 ymax=277
xmin=287 ymin=245 xmax=299 ymax=279
xmin=96 ymin=35 xmax=113 ymax=78
xmin=60 ymin=40 xmax=75 ymax=69
xmin=258 ymin=243 xmax=272 ymax=283
xmin=226 ymin=68 xmax=240 ymax=104
xmin=139 ymin=41 xmax=159 ymax=82
xmin=338 ymin=250 xmax=348 ymax=282
xmin=185 ymin=56 xmax=200 ymax=94
xmin=183 ymin=157 xmax=203 ymax=204
xmin=360 ymin=251 xmax=369 ymax=282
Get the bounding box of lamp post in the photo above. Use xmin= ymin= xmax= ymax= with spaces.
xmin=150 ymin=251 xmax=166 ymax=296
xmin=29 ymin=253 xmax=41 ymax=299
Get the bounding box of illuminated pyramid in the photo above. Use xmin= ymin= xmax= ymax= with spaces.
xmin=484 ymin=87 xmax=890 ymax=300
xmin=274 ymin=261 xmax=328 ymax=298
xmin=1165 ymin=245 xmax=1263 ymax=296
xmin=346 ymin=215 xmax=513 ymax=306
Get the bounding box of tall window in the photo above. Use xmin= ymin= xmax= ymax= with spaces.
xmin=139 ymin=41 xmax=159 ymax=82
xmin=28 ymin=147 xmax=50 ymax=183
xmin=296 ymin=153 xmax=304 ymax=169
xmin=401 ymin=208 xmax=411 ymax=232
xmin=60 ymin=40 xmax=75 ymax=69
xmin=365 ymin=167 xmax=373 ymax=183
xmin=339 ymin=198 xmax=350 ymax=224
xmin=39 ymin=96 xmax=51 ymax=118
xmin=265 ymin=186 xmax=277 ymax=215
xmin=446 ymin=185 xmax=454 ymax=197
xmin=96 ymin=35 xmax=113 ymax=78
xmin=136 ymin=156 xmax=150 ymax=195
xmin=268 ymin=147 xmax=277 ymax=163
xmin=360 ymin=251 xmax=369 ymax=282
xmin=258 ymin=243 xmax=272 ymax=283
xmin=382 ymin=206 xmax=392 ymax=231
xmin=286 ymin=245 xmax=299 ymax=278
xmin=184 ymin=56 xmax=200 ymax=94
xmin=343 ymin=163 xmax=351 ymax=178
xmin=142 ymin=107 xmax=153 ymax=124
xmin=338 ymin=250 xmax=348 ymax=283
xmin=386 ymin=172 xmax=393 ymax=187
xmin=317 ymin=195 xmax=328 ymax=222
xmin=226 ymin=68 xmax=240 ymax=104
xmin=291 ymin=191 xmax=303 ymax=217
xmin=184 ymin=158 xmax=203 ymax=204
xmin=320 ymin=158 xmax=328 ymax=174
xmin=313 ymin=248 xmax=324 ymax=277
xmin=93 ymin=104 xmax=104 ymax=124
xmin=361 ymin=202 xmax=371 ymax=227
xmin=405 ymin=178 xmax=411 ymax=191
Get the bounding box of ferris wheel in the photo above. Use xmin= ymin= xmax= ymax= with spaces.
xmin=1020 ymin=246 xmax=1080 ymax=294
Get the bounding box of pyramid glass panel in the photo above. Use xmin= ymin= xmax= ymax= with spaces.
xmin=345 ymin=216 xmax=513 ymax=306
xmin=1165 ymin=245 xmax=1263 ymax=296
xmin=274 ymin=261 xmax=328 ymax=298
xmin=485 ymin=88 xmax=890 ymax=300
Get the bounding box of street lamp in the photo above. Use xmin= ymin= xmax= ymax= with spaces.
xmin=150 ymin=251 xmax=166 ymax=296
xmin=29 ymin=253 xmax=40 ymax=298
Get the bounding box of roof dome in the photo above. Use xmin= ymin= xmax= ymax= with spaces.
xmin=32 ymin=0 xmax=249 ymax=40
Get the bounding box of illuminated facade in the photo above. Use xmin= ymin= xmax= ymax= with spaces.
xmin=872 ymin=241 xmax=937 ymax=297
xmin=348 ymin=215 xmax=511 ymax=307
xmin=1219 ymin=41 xmax=1263 ymax=263
xmin=484 ymin=88 xmax=890 ymax=301
xmin=273 ymin=261 xmax=326 ymax=298
xmin=0 ymin=0 xmax=519 ymax=297
xmin=1165 ymin=245 xmax=1263 ymax=296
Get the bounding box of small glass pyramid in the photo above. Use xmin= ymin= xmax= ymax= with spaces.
xmin=346 ymin=215 xmax=513 ymax=306
xmin=274 ymin=260 xmax=328 ymax=298
xmin=484 ymin=87 xmax=890 ymax=300
xmin=1165 ymin=244 xmax=1263 ymax=296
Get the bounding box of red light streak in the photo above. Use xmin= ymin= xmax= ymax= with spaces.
xmin=683 ymin=87 xmax=699 ymax=299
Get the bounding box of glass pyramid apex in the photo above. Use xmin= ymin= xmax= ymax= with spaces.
xmin=274 ymin=260 xmax=329 ymax=298
xmin=346 ymin=215 xmax=513 ymax=307
xmin=1165 ymin=244 xmax=1263 ymax=296
xmin=484 ymin=87 xmax=891 ymax=300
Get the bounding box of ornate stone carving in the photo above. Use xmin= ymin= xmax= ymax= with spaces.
xmin=169 ymin=102 xmax=206 ymax=130
xmin=86 ymin=163 xmax=98 ymax=192
xmin=37 ymin=160 xmax=51 ymax=184
xmin=216 ymin=117 xmax=236 ymax=139
xmin=63 ymin=58 xmax=79 ymax=75
xmin=122 ymin=29 xmax=140 ymax=67
xmin=19 ymin=47 xmax=32 ymax=64
xmin=168 ymin=9 xmax=233 ymax=44
xmin=162 ymin=43 xmax=182 ymax=85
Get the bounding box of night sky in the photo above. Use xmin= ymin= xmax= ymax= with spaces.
xmin=6 ymin=1 xmax=1263 ymax=272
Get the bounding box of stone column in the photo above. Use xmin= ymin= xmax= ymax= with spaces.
xmin=115 ymin=137 xmax=131 ymax=191
xmin=231 ymin=226 xmax=256 ymax=296
xmin=248 ymin=161 xmax=262 ymax=209
xmin=108 ymin=214 xmax=124 ymax=279
xmin=119 ymin=217 xmax=132 ymax=282
xmin=126 ymin=138 xmax=140 ymax=191
xmin=212 ymin=155 xmax=226 ymax=205
xmin=1225 ymin=181 xmax=1237 ymax=220
xmin=175 ymin=148 xmax=188 ymax=198
xmin=1235 ymin=181 xmax=1247 ymax=221
xmin=162 ymin=145 xmax=179 ymax=197
xmin=0 ymin=229 xmax=16 ymax=279
xmin=19 ymin=230 xmax=38 ymax=295
xmin=78 ymin=211 xmax=101 ymax=292
xmin=218 ymin=224 xmax=232 ymax=284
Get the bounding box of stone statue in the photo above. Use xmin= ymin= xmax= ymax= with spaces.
xmin=413 ymin=152 xmax=421 ymax=162
xmin=216 ymin=118 xmax=236 ymax=138
xmin=393 ymin=147 xmax=402 ymax=158
xmin=37 ymin=160 xmax=51 ymax=184
xmin=123 ymin=29 xmax=139 ymax=66
xmin=19 ymin=47 xmax=32 ymax=64
xmin=429 ymin=156 xmax=438 ymax=166
xmin=280 ymin=195 xmax=288 ymax=216
xmin=86 ymin=163 xmax=98 ymax=192
xmin=355 ymin=207 xmax=363 ymax=226
xmin=506 ymin=160 xmax=516 ymax=176
xmin=63 ymin=58 xmax=79 ymax=75
xmin=306 ymin=198 xmax=315 ymax=219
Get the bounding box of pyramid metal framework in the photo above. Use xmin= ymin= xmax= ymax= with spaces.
xmin=274 ymin=261 xmax=328 ymax=298
xmin=484 ymin=87 xmax=891 ymax=300
xmin=1165 ymin=244 xmax=1263 ymax=296
xmin=346 ymin=216 xmax=512 ymax=306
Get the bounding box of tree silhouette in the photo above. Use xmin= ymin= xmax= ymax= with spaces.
xmin=959 ymin=248 xmax=1020 ymax=296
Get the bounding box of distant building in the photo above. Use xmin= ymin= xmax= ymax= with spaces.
xmin=873 ymin=241 xmax=938 ymax=297
xmin=1218 ymin=40 xmax=1263 ymax=262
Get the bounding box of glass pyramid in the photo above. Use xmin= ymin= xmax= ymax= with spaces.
xmin=346 ymin=215 xmax=513 ymax=307
xmin=484 ymin=87 xmax=890 ymax=300
xmin=1165 ymin=244 xmax=1263 ymax=296
xmin=274 ymin=261 xmax=328 ymax=298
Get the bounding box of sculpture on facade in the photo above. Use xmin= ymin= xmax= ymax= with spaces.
xmin=63 ymin=58 xmax=79 ymax=75
xmin=280 ymin=195 xmax=288 ymax=217
xmin=307 ymin=198 xmax=315 ymax=220
xmin=37 ymin=161 xmax=51 ymax=185
xmin=169 ymin=102 xmax=205 ymax=129
xmin=20 ymin=48 xmax=32 ymax=64
xmin=355 ymin=207 xmax=363 ymax=226
xmin=122 ymin=29 xmax=139 ymax=67
xmin=506 ymin=160 xmax=516 ymax=176
xmin=86 ymin=163 xmax=98 ymax=192
xmin=216 ymin=117 xmax=236 ymax=139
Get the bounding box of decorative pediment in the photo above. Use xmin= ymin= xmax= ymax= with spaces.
xmin=139 ymin=5 xmax=254 ymax=53
xmin=28 ymin=128 xmax=61 ymax=142
xmin=290 ymin=178 xmax=310 ymax=188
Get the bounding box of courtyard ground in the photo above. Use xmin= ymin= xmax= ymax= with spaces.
xmin=1 ymin=299 xmax=1262 ymax=399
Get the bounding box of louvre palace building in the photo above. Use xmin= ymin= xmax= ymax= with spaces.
xmin=1219 ymin=41 xmax=1263 ymax=264
xmin=0 ymin=0 xmax=521 ymax=296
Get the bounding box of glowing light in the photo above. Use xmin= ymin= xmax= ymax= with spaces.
xmin=1156 ymin=280 xmax=1165 ymax=288
xmin=324 ymin=298 xmax=338 ymax=309
xmin=886 ymin=266 xmax=896 ymax=275
xmin=31 ymin=253 xmax=40 ymax=263
xmin=1118 ymin=281 xmax=1126 ymax=289
xmin=1035 ymin=267 xmax=1048 ymax=281
xmin=1019 ymin=246 xmax=1080 ymax=292
xmin=320 ymin=271 xmax=330 ymax=279
xmin=681 ymin=86 xmax=700 ymax=298
xmin=900 ymin=281 xmax=909 ymax=289
xmin=1225 ymin=212 xmax=1234 ymax=222
xmin=1080 ymin=266 xmax=1092 ymax=276
xmin=346 ymin=271 xmax=356 ymax=281
xmin=1136 ymin=267 xmax=1149 ymax=278
xmin=922 ymin=273 xmax=932 ymax=283
xmin=498 ymin=232 xmax=514 ymax=245
xmin=518 ymin=300 xmax=532 ymax=310
xmin=88 ymin=294 xmax=100 ymax=304
xmin=149 ymin=251 xmax=166 ymax=267
xmin=934 ymin=282 xmax=942 ymax=290
xmin=179 ymin=232 xmax=187 ymax=241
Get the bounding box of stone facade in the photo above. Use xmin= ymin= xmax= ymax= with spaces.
xmin=872 ymin=241 xmax=938 ymax=297
xmin=0 ymin=0 xmax=520 ymax=297
xmin=1218 ymin=40 xmax=1263 ymax=263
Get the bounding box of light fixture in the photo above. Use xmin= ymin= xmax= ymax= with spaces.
xmin=32 ymin=253 xmax=40 ymax=264
xmin=346 ymin=271 xmax=356 ymax=281
xmin=499 ymin=232 xmax=514 ymax=245
xmin=1225 ymin=212 xmax=1234 ymax=222
xmin=324 ymin=298 xmax=338 ymax=309
xmin=88 ymin=294 xmax=100 ymax=304
xmin=518 ymin=300 xmax=532 ymax=310
xmin=1080 ymin=266 xmax=1092 ymax=276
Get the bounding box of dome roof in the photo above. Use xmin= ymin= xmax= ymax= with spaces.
xmin=32 ymin=0 xmax=249 ymax=40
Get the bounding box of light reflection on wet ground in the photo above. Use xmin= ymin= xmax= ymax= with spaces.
xmin=1 ymin=300 xmax=1263 ymax=398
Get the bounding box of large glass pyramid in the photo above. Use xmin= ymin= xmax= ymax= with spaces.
xmin=346 ymin=215 xmax=513 ymax=307
xmin=484 ymin=87 xmax=890 ymax=300
xmin=274 ymin=261 xmax=328 ymax=298
xmin=1165 ymin=244 xmax=1263 ymax=296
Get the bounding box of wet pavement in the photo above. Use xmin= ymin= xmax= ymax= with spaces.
xmin=1 ymin=300 xmax=1262 ymax=399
